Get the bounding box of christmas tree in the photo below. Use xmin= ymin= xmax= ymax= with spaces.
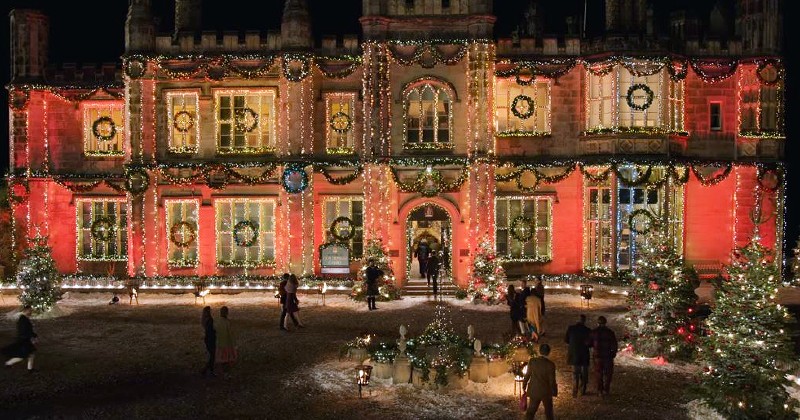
xmin=351 ymin=238 xmax=401 ymax=301
xmin=696 ymin=238 xmax=798 ymax=419
xmin=466 ymin=238 xmax=507 ymax=305
xmin=790 ymin=236 xmax=800 ymax=284
xmin=626 ymin=232 xmax=700 ymax=361
xmin=16 ymin=236 xmax=63 ymax=313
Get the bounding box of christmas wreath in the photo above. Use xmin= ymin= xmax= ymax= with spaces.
xmin=282 ymin=164 xmax=309 ymax=193
xmin=91 ymin=217 xmax=116 ymax=241
xmin=92 ymin=116 xmax=117 ymax=141
xmin=124 ymin=168 xmax=150 ymax=195
xmin=510 ymin=215 xmax=535 ymax=242
xmin=330 ymin=111 xmax=352 ymax=134
xmin=124 ymin=56 xmax=147 ymax=79
xmin=234 ymin=108 xmax=259 ymax=133
xmin=233 ymin=220 xmax=259 ymax=247
xmin=330 ymin=216 xmax=355 ymax=241
xmin=170 ymin=221 xmax=197 ymax=248
xmin=511 ymin=95 xmax=535 ymax=119
xmin=628 ymin=209 xmax=657 ymax=235
xmin=173 ymin=110 xmax=195 ymax=133
xmin=626 ymin=84 xmax=654 ymax=111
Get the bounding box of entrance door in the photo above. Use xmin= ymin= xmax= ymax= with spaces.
xmin=406 ymin=204 xmax=451 ymax=280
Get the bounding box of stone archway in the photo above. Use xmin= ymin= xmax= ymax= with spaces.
xmin=397 ymin=197 xmax=461 ymax=286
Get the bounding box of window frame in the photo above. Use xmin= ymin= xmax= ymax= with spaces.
xmin=324 ymin=92 xmax=357 ymax=155
xmin=165 ymin=199 xmax=200 ymax=268
xmin=584 ymin=182 xmax=614 ymax=271
xmin=494 ymin=77 xmax=551 ymax=136
xmin=495 ymin=196 xmax=553 ymax=262
xmin=214 ymin=198 xmax=276 ymax=268
xmin=402 ymin=79 xmax=455 ymax=151
xmin=213 ymin=88 xmax=277 ymax=155
xmin=738 ymin=64 xmax=784 ymax=138
xmin=709 ymin=102 xmax=722 ymax=131
xmin=165 ymin=90 xmax=201 ymax=154
xmin=76 ymin=198 xmax=128 ymax=261
xmin=82 ymin=101 xmax=125 ymax=157
xmin=322 ymin=196 xmax=364 ymax=260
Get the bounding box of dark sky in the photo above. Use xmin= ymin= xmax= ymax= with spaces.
xmin=0 ymin=0 xmax=797 ymax=266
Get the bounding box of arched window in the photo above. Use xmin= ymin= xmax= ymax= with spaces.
xmin=404 ymin=81 xmax=453 ymax=150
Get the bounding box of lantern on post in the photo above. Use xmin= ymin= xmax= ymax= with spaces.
xmin=580 ymin=284 xmax=594 ymax=307
xmin=319 ymin=282 xmax=328 ymax=306
xmin=356 ymin=364 xmax=373 ymax=398
xmin=512 ymin=361 xmax=528 ymax=400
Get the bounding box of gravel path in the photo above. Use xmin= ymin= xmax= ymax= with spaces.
xmin=0 ymin=291 xmax=691 ymax=419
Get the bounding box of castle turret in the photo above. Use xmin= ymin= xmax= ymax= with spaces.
xmin=281 ymin=0 xmax=313 ymax=50
xmin=605 ymin=0 xmax=648 ymax=34
xmin=174 ymin=0 xmax=202 ymax=38
xmin=736 ymin=0 xmax=782 ymax=53
xmin=126 ymin=0 xmax=155 ymax=53
xmin=9 ymin=9 xmax=48 ymax=82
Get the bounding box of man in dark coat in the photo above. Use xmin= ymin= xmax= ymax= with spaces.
xmin=522 ymin=343 xmax=558 ymax=420
xmin=591 ymin=315 xmax=618 ymax=397
xmin=278 ymin=273 xmax=299 ymax=331
xmin=565 ymin=314 xmax=592 ymax=397
xmin=3 ymin=305 xmax=37 ymax=371
xmin=426 ymin=252 xmax=441 ymax=298
xmin=415 ymin=241 xmax=430 ymax=281
xmin=365 ymin=259 xmax=384 ymax=310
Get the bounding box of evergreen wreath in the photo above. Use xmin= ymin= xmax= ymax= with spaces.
xmin=282 ymin=164 xmax=309 ymax=193
xmin=329 ymin=111 xmax=352 ymax=134
xmin=510 ymin=215 xmax=535 ymax=242
xmin=92 ymin=116 xmax=117 ymax=141
xmin=173 ymin=110 xmax=194 ymax=132
xmin=91 ymin=217 xmax=116 ymax=241
xmin=124 ymin=168 xmax=150 ymax=195
xmin=626 ymin=84 xmax=654 ymax=111
xmin=330 ymin=216 xmax=355 ymax=241
xmin=233 ymin=220 xmax=259 ymax=247
xmin=628 ymin=209 xmax=657 ymax=235
xmin=510 ymin=94 xmax=535 ymax=119
xmin=234 ymin=108 xmax=259 ymax=132
xmin=169 ymin=221 xmax=197 ymax=248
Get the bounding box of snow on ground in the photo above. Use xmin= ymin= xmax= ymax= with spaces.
xmin=615 ymin=349 xmax=701 ymax=375
xmin=285 ymin=360 xmax=516 ymax=420
xmin=684 ymin=400 xmax=726 ymax=420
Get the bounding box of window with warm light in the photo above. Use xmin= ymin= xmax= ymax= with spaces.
xmin=166 ymin=91 xmax=200 ymax=154
xmin=325 ymin=92 xmax=357 ymax=155
xmin=214 ymin=89 xmax=276 ymax=154
xmin=83 ymin=102 xmax=125 ymax=157
xmin=404 ymin=83 xmax=453 ymax=150
xmin=215 ymin=199 xmax=275 ymax=267
xmin=495 ymin=78 xmax=551 ymax=136
xmin=323 ymin=197 xmax=363 ymax=259
xmin=76 ymin=199 xmax=128 ymax=261
xmin=584 ymin=185 xmax=613 ymax=271
xmin=586 ymin=64 xmax=683 ymax=133
xmin=739 ymin=63 xmax=784 ymax=137
xmin=166 ymin=200 xmax=199 ymax=267
xmin=495 ymin=197 xmax=552 ymax=262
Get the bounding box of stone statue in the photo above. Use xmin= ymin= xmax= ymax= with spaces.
xmin=400 ymin=324 xmax=407 ymax=340
xmin=467 ymin=325 xmax=475 ymax=341
xmin=473 ymin=339 xmax=482 ymax=356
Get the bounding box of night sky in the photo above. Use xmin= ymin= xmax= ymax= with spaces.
xmin=0 ymin=0 xmax=796 ymax=264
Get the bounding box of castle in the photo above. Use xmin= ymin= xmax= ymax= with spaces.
xmin=5 ymin=0 xmax=784 ymax=289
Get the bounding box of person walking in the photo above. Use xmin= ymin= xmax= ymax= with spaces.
xmin=200 ymin=306 xmax=216 ymax=377
xmin=365 ymin=258 xmax=383 ymax=310
xmin=284 ymin=275 xmax=305 ymax=330
xmin=3 ymin=305 xmax=38 ymax=372
xmin=591 ymin=315 xmax=618 ymax=397
xmin=506 ymin=285 xmax=527 ymax=335
xmin=565 ymin=314 xmax=592 ymax=397
xmin=278 ymin=273 xmax=300 ymax=331
xmin=522 ymin=343 xmax=558 ymax=420
xmin=215 ymin=306 xmax=237 ymax=372
xmin=415 ymin=240 xmax=430 ymax=280
xmin=525 ymin=292 xmax=544 ymax=341
xmin=426 ymin=252 xmax=441 ymax=298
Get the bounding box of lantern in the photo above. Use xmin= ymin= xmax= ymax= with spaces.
xmin=512 ymin=361 xmax=528 ymax=399
xmin=320 ymin=282 xmax=328 ymax=306
xmin=580 ymin=284 xmax=594 ymax=307
xmin=355 ymin=364 xmax=373 ymax=398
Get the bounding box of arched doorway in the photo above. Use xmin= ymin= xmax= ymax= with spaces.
xmin=404 ymin=202 xmax=452 ymax=281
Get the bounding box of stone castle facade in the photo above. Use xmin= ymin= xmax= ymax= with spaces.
xmin=5 ymin=0 xmax=785 ymax=288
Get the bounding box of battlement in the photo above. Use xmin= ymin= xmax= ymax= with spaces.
xmin=319 ymin=35 xmax=361 ymax=55
xmin=496 ymin=37 xmax=581 ymax=57
xmin=682 ymin=39 xmax=743 ymax=56
xmin=45 ymin=62 xmax=122 ymax=85
xmin=154 ymin=31 xmax=283 ymax=54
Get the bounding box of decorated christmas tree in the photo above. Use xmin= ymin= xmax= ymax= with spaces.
xmin=626 ymin=232 xmax=700 ymax=361
xmin=16 ymin=236 xmax=63 ymax=313
xmin=696 ymin=238 xmax=798 ymax=419
xmin=790 ymin=236 xmax=800 ymax=284
xmin=466 ymin=238 xmax=507 ymax=305
xmin=351 ymin=237 xmax=401 ymax=301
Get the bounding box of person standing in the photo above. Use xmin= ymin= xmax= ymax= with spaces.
xmin=284 ymin=275 xmax=305 ymax=330
xmin=533 ymin=277 xmax=546 ymax=317
xmin=525 ymin=292 xmax=543 ymax=341
xmin=591 ymin=315 xmax=618 ymax=397
xmin=278 ymin=273 xmax=299 ymax=331
xmin=426 ymin=252 xmax=441 ymax=298
xmin=506 ymin=285 xmax=526 ymax=335
xmin=415 ymin=241 xmax=430 ymax=281
xmin=522 ymin=343 xmax=558 ymax=420
xmin=565 ymin=314 xmax=592 ymax=397
xmin=215 ymin=306 xmax=237 ymax=372
xmin=3 ymin=305 xmax=38 ymax=372
xmin=365 ymin=258 xmax=383 ymax=310
xmin=200 ymin=306 xmax=216 ymax=377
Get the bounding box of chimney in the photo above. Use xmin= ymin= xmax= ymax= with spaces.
xmin=9 ymin=9 xmax=49 ymax=82
xmin=281 ymin=0 xmax=313 ymax=50
xmin=126 ymin=0 xmax=155 ymax=53
xmin=174 ymin=0 xmax=202 ymax=38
